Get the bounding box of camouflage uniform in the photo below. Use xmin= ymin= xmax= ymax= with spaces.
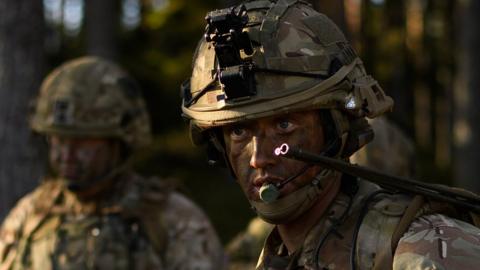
xmin=0 ymin=174 xmax=225 ymax=270
xmin=226 ymin=217 xmax=273 ymax=270
xmin=256 ymin=181 xmax=480 ymax=269
xmin=181 ymin=1 xmax=480 ymax=269
xmin=227 ymin=116 xmax=416 ymax=269
xmin=242 ymin=115 xmax=480 ymax=270
xmin=0 ymin=57 xmax=225 ymax=270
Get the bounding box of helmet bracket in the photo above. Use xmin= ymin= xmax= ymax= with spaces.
xmin=205 ymin=5 xmax=257 ymax=100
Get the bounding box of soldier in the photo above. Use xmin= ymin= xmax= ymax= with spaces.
xmin=0 ymin=56 xmax=225 ymax=270
xmin=181 ymin=1 xmax=480 ymax=269
xmin=226 ymin=217 xmax=273 ymax=270
xmin=226 ymin=116 xmax=415 ymax=269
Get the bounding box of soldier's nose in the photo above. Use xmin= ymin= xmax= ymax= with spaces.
xmin=59 ymin=142 xmax=77 ymax=162
xmin=249 ymin=136 xmax=275 ymax=169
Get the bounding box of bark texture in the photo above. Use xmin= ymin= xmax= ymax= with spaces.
xmin=85 ymin=0 xmax=120 ymax=60
xmin=0 ymin=0 xmax=46 ymax=220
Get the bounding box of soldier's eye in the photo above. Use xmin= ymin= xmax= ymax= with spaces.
xmin=232 ymin=128 xmax=245 ymax=136
xmin=229 ymin=126 xmax=249 ymax=140
xmin=277 ymin=119 xmax=293 ymax=131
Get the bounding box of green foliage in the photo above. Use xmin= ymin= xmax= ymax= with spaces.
xmin=119 ymin=0 xmax=220 ymax=134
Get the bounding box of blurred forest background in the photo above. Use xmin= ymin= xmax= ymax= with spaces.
xmin=0 ymin=0 xmax=479 ymax=244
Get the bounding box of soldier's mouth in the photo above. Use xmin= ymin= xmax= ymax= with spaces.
xmin=58 ymin=165 xmax=80 ymax=180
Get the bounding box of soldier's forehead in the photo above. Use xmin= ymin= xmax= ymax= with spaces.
xmin=222 ymin=110 xmax=321 ymax=126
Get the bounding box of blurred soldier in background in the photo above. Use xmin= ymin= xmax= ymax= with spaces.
xmin=225 ymin=116 xmax=415 ymax=270
xmin=0 ymin=57 xmax=225 ymax=270
xmin=226 ymin=217 xmax=273 ymax=270
xmin=350 ymin=117 xmax=415 ymax=177
xmin=182 ymin=1 xmax=480 ymax=269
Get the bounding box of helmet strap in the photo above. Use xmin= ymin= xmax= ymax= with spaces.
xmin=250 ymin=170 xmax=339 ymax=224
xmin=66 ymin=141 xmax=130 ymax=199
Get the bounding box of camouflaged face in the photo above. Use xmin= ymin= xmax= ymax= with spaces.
xmin=31 ymin=56 xmax=152 ymax=150
xmin=183 ymin=0 xmax=392 ymax=129
xmin=227 ymin=119 xmax=414 ymax=268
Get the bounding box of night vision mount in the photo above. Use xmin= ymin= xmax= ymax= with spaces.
xmin=205 ymin=5 xmax=256 ymax=100
xmin=183 ymin=4 xmax=340 ymax=107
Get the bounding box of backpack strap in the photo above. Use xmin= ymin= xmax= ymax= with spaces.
xmin=390 ymin=195 xmax=425 ymax=253
xmin=356 ymin=193 xmax=409 ymax=270
xmin=390 ymin=192 xmax=479 ymax=253
xmin=361 ymin=187 xmax=480 ymax=270
xmin=137 ymin=209 xmax=168 ymax=256
xmin=387 ymin=192 xmax=478 ymax=267
xmin=118 ymin=175 xmax=171 ymax=257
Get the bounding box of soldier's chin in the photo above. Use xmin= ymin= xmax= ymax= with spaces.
xmin=61 ymin=177 xmax=90 ymax=193
xmin=66 ymin=182 xmax=86 ymax=192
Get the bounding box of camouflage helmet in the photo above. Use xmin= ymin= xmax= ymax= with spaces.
xmin=31 ymin=56 xmax=152 ymax=150
xmin=182 ymin=0 xmax=393 ymax=160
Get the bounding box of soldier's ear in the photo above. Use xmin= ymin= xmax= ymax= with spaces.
xmin=206 ymin=129 xmax=227 ymax=167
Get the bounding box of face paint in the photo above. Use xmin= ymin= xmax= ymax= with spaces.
xmin=48 ymin=136 xmax=121 ymax=192
xmin=222 ymin=111 xmax=326 ymax=202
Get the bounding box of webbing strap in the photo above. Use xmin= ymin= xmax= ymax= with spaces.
xmin=390 ymin=195 xmax=425 ymax=253
xmin=367 ymin=195 xmax=423 ymax=270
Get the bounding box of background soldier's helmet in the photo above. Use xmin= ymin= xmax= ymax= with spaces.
xmin=31 ymin=56 xmax=152 ymax=150
xmin=182 ymin=0 xmax=393 ymax=163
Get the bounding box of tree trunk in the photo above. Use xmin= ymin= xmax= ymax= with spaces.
xmin=0 ymin=0 xmax=46 ymax=220
xmin=384 ymin=0 xmax=413 ymax=136
xmin=84 ymin=0 xmax=120 ymax=60
xmin=453 ymin=0 xmax=480 ymax=192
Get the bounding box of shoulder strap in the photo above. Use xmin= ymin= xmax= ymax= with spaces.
xmin=388 ymin=194 xmax=476 ymax=268
xmin=119 ymin=175 xmax=171 ymax=257
xmin=137 ymin=210 xmax=168 ymax=256
xmin=362 ymin=188 xmax=480 ymax=269
xmin=356 ymin=193 xmax=410 ymax=270
xmin=390 ymin=193 xmax=478 ymax=252
xmin=390 ymin=195 xmax=424 ymax=253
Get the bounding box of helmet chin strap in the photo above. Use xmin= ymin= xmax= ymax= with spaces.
xmin=250 ymin=170 xmax=337 ymax=224
xmin=66 ymin=145 xmax=132 ymax=198
xmin=65 ymin=157 xmax=130 ymax=199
